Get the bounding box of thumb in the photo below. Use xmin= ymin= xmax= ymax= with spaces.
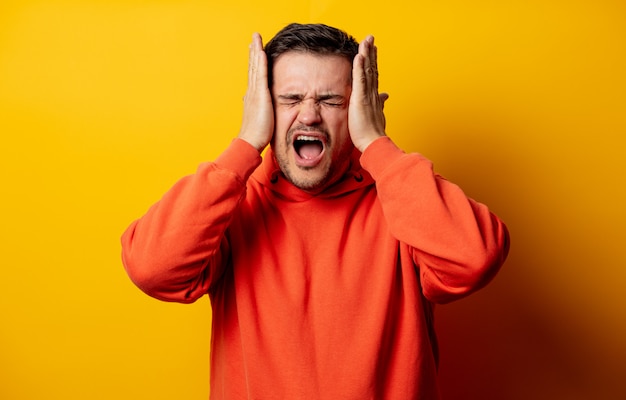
xmin=379 ymin=93 xmax=389 ymax=109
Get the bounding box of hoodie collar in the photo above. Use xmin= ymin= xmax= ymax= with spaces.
xmin=251 ymin=146 xmax=374 ymax=202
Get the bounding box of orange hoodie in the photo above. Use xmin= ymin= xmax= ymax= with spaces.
xmin=121 ymin=136 xmax=509 ymax=399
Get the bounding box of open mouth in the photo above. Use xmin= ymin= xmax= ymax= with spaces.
xmin=293 ymin=134 xmax=325 ymax=166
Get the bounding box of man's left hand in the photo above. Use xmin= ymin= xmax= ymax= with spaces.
xmin=349 ymin=35 xmax=389 ymax=152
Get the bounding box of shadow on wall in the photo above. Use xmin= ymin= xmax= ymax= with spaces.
xmin=397 ymin=111 xmax=626 ymax=400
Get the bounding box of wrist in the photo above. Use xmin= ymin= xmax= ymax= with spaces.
xmin=237 ymin=133 xmax=268 ymax=153
xmin=356 ymin=133 xmax=386 ymax=153
xmin=215 ymin=138 xmax=263 ymax=181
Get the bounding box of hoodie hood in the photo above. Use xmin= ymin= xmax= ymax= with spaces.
xmin=251 ymin=146 xmax=374 ymax=202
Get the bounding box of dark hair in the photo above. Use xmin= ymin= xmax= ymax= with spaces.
xmin=264 ymin=23 xmax=359 ymax=85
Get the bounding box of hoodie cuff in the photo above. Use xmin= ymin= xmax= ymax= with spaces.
xmin=215 ymin=138 xmax=263 ymax=182
xmin=360 ymin=137 xmax=408 ymax=180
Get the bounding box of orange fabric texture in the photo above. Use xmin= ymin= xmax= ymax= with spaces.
xmin=121 ymin=137 xmax=509 ymax=399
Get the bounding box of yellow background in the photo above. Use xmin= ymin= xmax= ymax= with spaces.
xmin=1 ymin=0 xmax=624 ymax=399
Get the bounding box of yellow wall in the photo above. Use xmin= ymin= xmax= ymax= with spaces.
xmin=1 ymin=0 xmax=624 ymax=399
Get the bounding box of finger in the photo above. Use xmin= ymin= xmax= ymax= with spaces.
xmin=366 ymin=36 xmax=379 ymax=93
xmin=357 ymin=36 xmax=380 ymax=98
xmin=247 ymin=35 xmax=256 ymax=87
xmin=359 ymin=35 xmax=374 ymax=73
xmin=252 ymin=32 xmax=263 ymax=47
xmin=352 ymin=51 xmax=365 ymax=100
xmin=365 ymin=35 xmax=376 ymax=69
xmin=248 ymin=34 xmax=263 ymax=73
xmin=247 ymin=33 xmax=269 ymax=97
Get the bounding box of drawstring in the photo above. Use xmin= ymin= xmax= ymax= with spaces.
xmin=346 ymin=158 xmax=364 ymax=182
xmin=270 ymin=169 xmax=280 ymax=184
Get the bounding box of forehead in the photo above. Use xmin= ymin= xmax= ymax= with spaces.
xmin=271 ymin=52 xmax=352 ymax=93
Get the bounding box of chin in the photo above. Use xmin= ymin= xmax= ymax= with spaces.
xmin=287 ymin=170 xmax=330 ymax=191
xmin=275 ymin=150 xmax=345 ymax=192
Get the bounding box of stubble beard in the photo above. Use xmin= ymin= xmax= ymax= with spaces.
xmin=281 ymin=160 xmax=333 ymax=191
xmin=273 ymin=127 xmax=330 ymax=191
xmin=273 ymin=127 xmax=352 ymax=192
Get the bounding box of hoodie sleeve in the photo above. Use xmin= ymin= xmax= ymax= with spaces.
xmin=360 ymin=137 xmax=510 ymax=304
xmin=121 ymin=139 xmax=262 ymax=303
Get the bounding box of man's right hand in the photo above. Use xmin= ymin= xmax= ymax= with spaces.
xmin=237 ymin=33 xmax=274 ymax=152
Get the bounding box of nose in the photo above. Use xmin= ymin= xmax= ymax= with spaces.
xmin=297 ymin=99 xmax=322 ymax=126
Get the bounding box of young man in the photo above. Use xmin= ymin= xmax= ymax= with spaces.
xmin=121 ymin=23 xmax=509 ymax=399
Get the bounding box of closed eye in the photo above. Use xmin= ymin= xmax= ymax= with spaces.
xmin=277 ymin=95 xmax=303 ymax=106
xmin=275 ymin=94 xmax=346 ymax=107
xmin=321 ymin=100 xmax=343 ymax=107
xmin=319 ymin=95 xmax=345 ymax=108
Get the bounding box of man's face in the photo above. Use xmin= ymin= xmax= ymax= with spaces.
xmin=271 ymin=52 xmax=354 ymax=191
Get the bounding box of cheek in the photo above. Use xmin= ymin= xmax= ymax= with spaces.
xmin=324 ymin=111 xmax=349 ymax=135
xmin=274 ymin=108 xmax=297 ymax=131
xmin=272 ymin=110 xmax=294 ymax=147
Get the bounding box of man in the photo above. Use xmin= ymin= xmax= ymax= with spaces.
xmin=121 ymin=23 xmax=509 ymax=399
